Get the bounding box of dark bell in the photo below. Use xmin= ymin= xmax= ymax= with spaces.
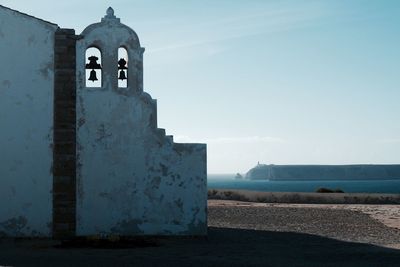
xmin=118 ymin=70 xmax=127 ymax=80
xmin=118 ymin=58 xmax=127 ymax=69
xmin=88 ymin=69 xmax=98 ymax=82
xmin=86 ymin=56 xmax=102 ymax=69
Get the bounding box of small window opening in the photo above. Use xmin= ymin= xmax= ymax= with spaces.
xmin=85 ymin=47 xmax=102 ymax=88
xmin=118 ymin=47 xmax=128 ymax=88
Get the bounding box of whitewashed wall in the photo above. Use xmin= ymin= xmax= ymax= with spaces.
xmin=76 ymin=10 xmax=207 ymax=236
xmin=0 ymin=6 xmax=57 ymax=237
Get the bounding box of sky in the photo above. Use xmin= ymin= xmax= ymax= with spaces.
xmin=2 ymin=0 xmax=400 ymax=173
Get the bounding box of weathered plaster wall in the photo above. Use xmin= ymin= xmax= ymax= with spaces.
xmin=0 ymin=7 xmax=58 ymax=236
xmin=76 ymin=11 xmax=207 ymax=236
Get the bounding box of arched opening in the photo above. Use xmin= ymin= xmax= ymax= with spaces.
xmin=85 ymin=47 xmax=102 ymax=88
xmin=118 ymin=47 xmax=128 ymax=88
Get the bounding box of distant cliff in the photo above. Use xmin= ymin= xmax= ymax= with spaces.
xmin=245 ymin=164 xmax=400 ymax=180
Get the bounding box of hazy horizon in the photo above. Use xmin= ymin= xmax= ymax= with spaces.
xmin=3 ymin=0 xmax=400 ymax=173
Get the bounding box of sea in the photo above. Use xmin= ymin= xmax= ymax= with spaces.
xmin=208 ymin=174 xmax=400 ymax=194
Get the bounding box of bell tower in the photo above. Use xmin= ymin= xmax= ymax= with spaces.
xmin=75 ymin=8 xmax=207 ymax=236
xmin=76 ymin=7 xmax=144 ymax=94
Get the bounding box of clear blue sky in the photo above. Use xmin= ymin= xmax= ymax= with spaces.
xmin=3 ymin=0 xmax=400 ymax=173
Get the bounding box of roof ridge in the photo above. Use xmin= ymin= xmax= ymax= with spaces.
xmin=0 ymin=4 xmax=58 ymax=27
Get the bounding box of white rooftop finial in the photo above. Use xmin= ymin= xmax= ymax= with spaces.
xmin=106 ymin=7 xmax=115 ymax=18
xmin=102 ymin=7 xmax=120 ymax=23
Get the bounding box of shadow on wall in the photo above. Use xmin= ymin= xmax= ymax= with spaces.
xmin=0 ymin=227 xmax=399 ymax=266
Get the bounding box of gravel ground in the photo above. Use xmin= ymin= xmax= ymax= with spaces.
xmin=208 ymin=202 xmax=400 ymax=247
xmin=1 ymin=201 xmax=400 ymax=267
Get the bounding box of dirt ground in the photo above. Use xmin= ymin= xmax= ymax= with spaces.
xmin=1 ymin=200 xmax=400 ymax=267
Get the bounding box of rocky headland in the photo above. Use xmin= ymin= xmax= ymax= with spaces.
xmin=245 ymin=163 xmax=400 ymax=180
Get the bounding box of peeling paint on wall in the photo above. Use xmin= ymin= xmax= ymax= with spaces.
xmin=0 ymin=216 xmax=28 ymax=235
xmin=27 ymin=35 xmax=36 ymax=45
xmin=2 ymin=80 xmax=11 ymax=89
xmin=38 ymin=61 xmax=53 ymax=80
xmin=111 ymin=219 xmax=144 ymax=235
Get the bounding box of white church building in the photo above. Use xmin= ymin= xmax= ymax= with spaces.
xmin=0 ymin=5 xmax=207 ymax=238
